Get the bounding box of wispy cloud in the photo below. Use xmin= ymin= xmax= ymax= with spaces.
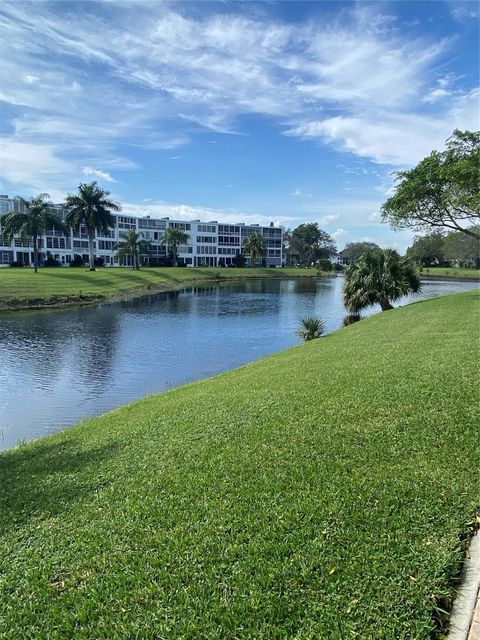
xmin=448 ymin=0 xmax=480 ymax=22
xmin=1 ymin=1 xmax=477 ymax=185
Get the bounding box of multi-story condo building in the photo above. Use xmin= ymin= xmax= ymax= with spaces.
xmin=0 ymin=195 xmax=283 ymax=268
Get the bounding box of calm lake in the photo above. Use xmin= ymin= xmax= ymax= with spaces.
xmin=0 ymin=276 xmax=478 ymax=450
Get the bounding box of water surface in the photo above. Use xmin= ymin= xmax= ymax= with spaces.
xmin=0 ymin=277 xmax=477 ymax=450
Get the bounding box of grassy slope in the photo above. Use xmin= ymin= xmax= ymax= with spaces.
xmin=420 ymin=267 xmax=480 ymax=280
xmin=1 ymin=291 xmax=479 ymax=639
xmin=0 ymin=266 xmax=321 ymax=310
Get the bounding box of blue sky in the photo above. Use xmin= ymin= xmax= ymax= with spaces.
xmin=0 ymin=0 xmax=478 ymax=250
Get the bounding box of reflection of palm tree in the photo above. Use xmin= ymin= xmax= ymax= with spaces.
xmin=344 ymin=249 xmax=421 ymax=312
xmin=115 ymin=229 xmax=152 ymax=270
xmin=243 ymin=232 xmax=266 ymax=267
xmin=160 ymin=228 xmax=189 ymax=267
xmin=0 ymin=194 xmax=68 ymax=273
xmin=65 ymin=182 xmax=121 ymax=271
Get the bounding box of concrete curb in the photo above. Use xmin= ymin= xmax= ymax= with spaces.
xmin=448 ymin=531 xmax=480 ymax=640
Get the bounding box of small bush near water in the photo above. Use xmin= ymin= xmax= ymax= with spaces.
xmin=296 ymin=316 xmax=325 ymax=341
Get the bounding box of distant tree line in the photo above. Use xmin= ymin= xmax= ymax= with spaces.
xmin=406 ymin=227 xmax=479 ymax=268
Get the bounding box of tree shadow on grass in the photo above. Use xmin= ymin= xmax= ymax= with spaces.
xmin=0 ymin=439 xmax=121 ymax=534
xmin=43 ymin=271 xmax=114 ymax=288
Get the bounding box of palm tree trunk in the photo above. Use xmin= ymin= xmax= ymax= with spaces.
xmin=380 ymin=296 xmax=393 ymax=311
xmin=33 ymin=234 xmax=38 ymax=273
xmin=173 ymin=244 xmax=177 ymax=267
xmin=88 ymin=229 xmax=95 ymax=271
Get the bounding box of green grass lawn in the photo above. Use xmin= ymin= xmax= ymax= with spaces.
xmin=1 ymin=291 xmax=479 ymax=639
xmin=0 ymin=266 xmax=322 ymax=310
xmin=420 ymin=266 xmax=480 ymax=280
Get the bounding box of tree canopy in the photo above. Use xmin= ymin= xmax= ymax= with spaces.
xmin=343 ymin=249 xmax=421 ymax=312
xmin=405 ymin=230 xmax=445 ymax=267
xmin=442 ymin=227 xmax=480 ymax=268
xmin=115 ymin=229 xmax=152 ymax=270
xmin=159 ymin=227 xmax=189 ymax=267
xmin=405 ymin=226 xmax=479 ymax=268
xmin=65 ymin=182 xmax=121 ymax=270
xmin=0 ymin=194 xmax=67 ymax=273
xmin=243 ymin=232 xmax=266 ymax=267
xmin=290 ymin=223 xmax=336 ymax=266
xmin=339 ymin=241 xmax=381 ymax=263
xmin=381 ymin=130 xmax=480 ymax=240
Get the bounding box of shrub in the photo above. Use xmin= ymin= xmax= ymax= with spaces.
xmin=343 ymin=313 xmax=361 ymax=326
xmin=318 ymin=258 xmax=332 ymax=272
xmin=70 ymin=254 xmax=84 ymax=267
xmin=296 ymin=317 xmax=325 ymax=341
xmin=44 ymin=252 xmax=61 ymax=267
xmin=9 ymin=261 xmax=24 ymax=268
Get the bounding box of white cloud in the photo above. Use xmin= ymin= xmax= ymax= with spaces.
xmin=422 ymin=88 xmax=450 ymax=103
xmin=367 ymin=211 xmax=382 ymax=222
xmin=23 ymin=74 xmax=39 ymax=85
xmin=318 ymin=214 xmax=340 ymax=226
xmin=286 ymin=88 xmax=480 ymax=165
xmin=331 ymin=228 xmax=349 ymax=243
xmin=0 ymin=140 xmax=74 ymax=194
xmin=290 ymin=189 xmax=313 ymax=198
xmin=83 ymin=167 xmax=116 ymax=182
xmin=448 ymin=1 xmax=480 ymax=22
xmin=122 ymin=200 xmax=295 ymax=228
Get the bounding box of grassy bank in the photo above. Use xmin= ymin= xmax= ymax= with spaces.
xmin=419 ymin=266 xmax=480 ymax=280
xmin=1 ymin=291 xmax=479 ymax=639
xmin=0 ymin=266 xmax=322 ymax=311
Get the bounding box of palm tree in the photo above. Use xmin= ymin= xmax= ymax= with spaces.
xmin=343 ymin=249 xmax=421 ymax=313
xmin=243 ymin=232 xmax=266 ymax=267
xmin=160 ymin=227 xmax=189 ymax=267
xmin=64 ymin=182 xmax=120 ymax=271
xmin=0 ymin=194 xmax=68 ymax=273
xmin=296 ymin=317 xmax=325 ymax=341
xmin=115 ymin=229 xmax=152 ymax=270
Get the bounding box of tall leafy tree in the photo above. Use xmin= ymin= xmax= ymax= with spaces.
xmin=343 ymin=249 xmax=421 ymax=312
xmin=290 ymin=223 xmax=336 ymax=266
xmin=0 ymin=194 xmax=67 ymax=273
xmin=115 ymin=229 xmax=152 ymax=270
xmin=443 ymin=227 xmax=480 ymax=268
xmin=160 ymin=227 xmax=189 ymax=267
xmin=282 ymin=228 xmax=299 ymax=266
xmin=382 ymin=130 xmax=480 ymax=240
xmin=406 ymin=231 xmax=445 ymax=266
xmin=339 ymin=241 xmax=381 ymax=264
xmin=243 ymin=231 xmax=266 ymax=267
xmin=64 ymin=182 xmax=121 ymax=271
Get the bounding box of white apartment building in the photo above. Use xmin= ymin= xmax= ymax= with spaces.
xmin=0 ymin=196 xmax=283 ymax=268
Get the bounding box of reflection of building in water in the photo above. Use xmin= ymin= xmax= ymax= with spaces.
xmin=0 ymin=195 xmax=283 ymax=268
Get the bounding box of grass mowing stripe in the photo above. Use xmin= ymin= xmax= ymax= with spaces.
xmin=0 ymin=290 xmax=479 ymax=638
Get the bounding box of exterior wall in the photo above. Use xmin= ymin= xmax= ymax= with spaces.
xmin=0 ymin=196 xmax=283 ymax=267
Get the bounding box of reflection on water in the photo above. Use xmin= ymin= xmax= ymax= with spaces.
xmin=0 ymin=276 xmax=477 ymax=450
